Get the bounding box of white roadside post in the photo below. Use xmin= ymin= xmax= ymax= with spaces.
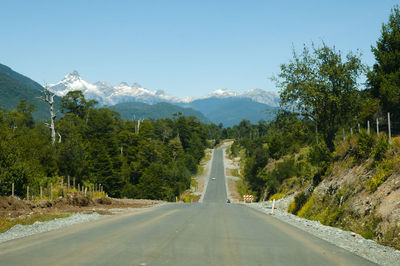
xmin=271 ymin=199 xmax=275 ymax=215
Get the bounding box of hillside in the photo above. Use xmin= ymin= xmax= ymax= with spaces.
xmin=232 ymin=132 xmax=400 ymax=250
xmin=0 ymin=63 xmax=61 ymax=121
xmin=181 ymin=97 xmax=277 ymax=127
xmin=109 ymin=101 xmax=211 ymax=123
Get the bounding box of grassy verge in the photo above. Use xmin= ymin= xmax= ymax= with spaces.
xmin=0 ymin=213 xmax=71 ymax=233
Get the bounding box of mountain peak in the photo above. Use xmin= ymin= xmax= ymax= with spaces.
xmin=205 ymin=88 xmax=237 ymax=98
xmin=47 ymin=70 xmax=280 ymax=107
xmin=68 ymin=70 xmax=80 ymax=77
xmin=118 ymin=82 xmax=129 ymax=87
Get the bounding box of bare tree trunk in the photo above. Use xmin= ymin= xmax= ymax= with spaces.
xmin=39 ymin=88 xmax=58 ymax=145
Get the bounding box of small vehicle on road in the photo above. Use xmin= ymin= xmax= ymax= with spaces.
xmin=211 ymin=177 xmax=216 ymax=180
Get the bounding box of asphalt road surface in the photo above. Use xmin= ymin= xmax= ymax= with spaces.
xmin=0 ymin=148 xmax=376 ymax=266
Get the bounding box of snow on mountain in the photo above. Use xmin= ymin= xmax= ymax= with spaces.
xmin=241 ymin=88 xmax=280 ymax=107
xmin=202 ymin=88 xmax=237 ymax=99
xmin=48 ymin=71 xmax=280 ymax=107
xmin=49 ymin=70 xmax=107 ymax=104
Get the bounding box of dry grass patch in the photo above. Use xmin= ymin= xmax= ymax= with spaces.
xmin=0 ymin=213 xmax=71 ymax=233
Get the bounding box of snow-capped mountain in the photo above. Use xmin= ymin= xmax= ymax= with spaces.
xmin=202 ymin=88 xmax=238 ymax=99
xmin=241 ymin=88 xmax=280 ymax=107
xmin=48 ymin=71 xmax=182 ymax=105
xmin=48 ymin=71 xmax=280 ymax=107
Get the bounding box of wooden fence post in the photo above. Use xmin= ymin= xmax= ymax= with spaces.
xmin=342 ymin=128 xmax=345 ymax=141
xmin=27 ymin=186 xmax=29 ymax=201
xmin=40 ymin=186 xmax=43 ymax=199
xmin=388 ymin=112 xmax=392 ymax=144
xmin=376 ymin=118 xmax=379 ymax=136
xmin=12 ymin=183 xmax=14 ymax=197
xmin=67 ymin=176 xmax=70 ymax=192
xmin=50 ymin=183 xmax=53 ymax=200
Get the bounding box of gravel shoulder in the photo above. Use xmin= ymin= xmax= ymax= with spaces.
xmin=0 ymin=195 xmax=167 ymax=244
xmin=245 ymin=200 xmax=400 ymax=266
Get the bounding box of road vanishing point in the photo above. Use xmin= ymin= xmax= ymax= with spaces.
xmin=0 ymin=147 xmax=376 ymax=266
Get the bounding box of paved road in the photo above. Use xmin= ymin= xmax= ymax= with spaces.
xmin=0 ymin=148 xmax=376 ymax=265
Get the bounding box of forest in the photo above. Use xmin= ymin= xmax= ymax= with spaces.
xmin=0 ymin=89 xmax=225 ymax=201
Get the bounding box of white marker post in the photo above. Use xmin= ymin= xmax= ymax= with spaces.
xmin=271 ymin=199 xmax=275 ymax=215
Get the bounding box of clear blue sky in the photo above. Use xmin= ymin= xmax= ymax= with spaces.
xmin=0 ymin=0 xmax=398 ymax=98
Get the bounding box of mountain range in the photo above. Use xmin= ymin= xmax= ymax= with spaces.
xmin=48 ymin=71 xmax=280 ymax=107
xmin=48 ymin=71 xmax=280 ymax=126
xmin=0 ymin=65 xmax=280 ymax=126
xmin=109 ymin=102 xmax=211 ymax=123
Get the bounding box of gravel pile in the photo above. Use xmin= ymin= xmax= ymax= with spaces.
xmin=0 ymin=213 xmax=104 ymax=244
xmin=246 ymin=202 xmax=400 ymax=266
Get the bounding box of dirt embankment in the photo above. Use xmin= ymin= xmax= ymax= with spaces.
xmin=0 ymin=193 xmax=164 ymax=218
xmin=294 ymin=137 xmax=400 ymax=250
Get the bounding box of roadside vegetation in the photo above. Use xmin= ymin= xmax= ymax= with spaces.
xmin=0 ymin=213 xmax=71 ymax=233
xmin=229 ymin=6 xmax=400 ymax=250
xmin=0 ymin=89 xmax=225 ymax=201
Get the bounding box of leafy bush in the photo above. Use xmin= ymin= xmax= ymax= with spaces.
xmin=373 ymin=134 xmax=389 ymax=161
xmin=356 ymin=130 xmax=375 ymax=159
xmin=288 ymin=192 xmax=309 ymax=214
xmin=308 ymin=142 xmax=331 ymax=167
xmin=368 ymin=157 xmax=397 ymax=191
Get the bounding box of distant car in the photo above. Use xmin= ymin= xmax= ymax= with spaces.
xmin=211 ymin=177 xmax=216 ymax=180
xmin=226 ymin=199 xmax=231 ymax=203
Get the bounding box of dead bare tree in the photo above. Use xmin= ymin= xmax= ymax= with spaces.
xmin=39 ymin=87 xmax=59 ymax=145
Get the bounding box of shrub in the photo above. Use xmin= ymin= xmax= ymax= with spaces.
xmin=269 ymin=192 xmax=285 ymax=201
xmin=288 ymin=192 xmax=309 ymax=214
xmin=373 ymin=134 xmax=389 ymax=161
xmin=308 ymin=142 xmax=331 ymax=167
xmin=356 ymin=130 xmax=375 ymax=159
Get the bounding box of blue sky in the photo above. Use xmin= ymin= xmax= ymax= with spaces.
xmin=0 ymin=0 xmax=398 ymax=97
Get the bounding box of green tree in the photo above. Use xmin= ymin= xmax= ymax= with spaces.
xmin=60 ymin=90 xmax=97 ymax=118
xmin=275 ymin=43 xmax=365 ymax=151
xmin=367 ymin=6 xmax=400 ymax=123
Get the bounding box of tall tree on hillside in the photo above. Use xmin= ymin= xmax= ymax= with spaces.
xmin=275 ymin=43 xmax=365 ymax=151
xmin=367 ymin=6 xmax=400 ymax=123
xmin=60 ymin=90 xmax=97 ymax=119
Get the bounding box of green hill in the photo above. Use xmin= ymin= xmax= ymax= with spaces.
xmin=109 ymin=101 xmax=211 ymax=123
xmin=0 ymin=63 xmax=62 ymax=121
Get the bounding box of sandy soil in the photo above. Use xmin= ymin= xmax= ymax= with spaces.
xmin=197 ymin=178 xmax=205 ymax=193
xmin=225 ymin=168 xmax=233 ymax=177
xmin=227 ymin=178 xmax=241 ymax=203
